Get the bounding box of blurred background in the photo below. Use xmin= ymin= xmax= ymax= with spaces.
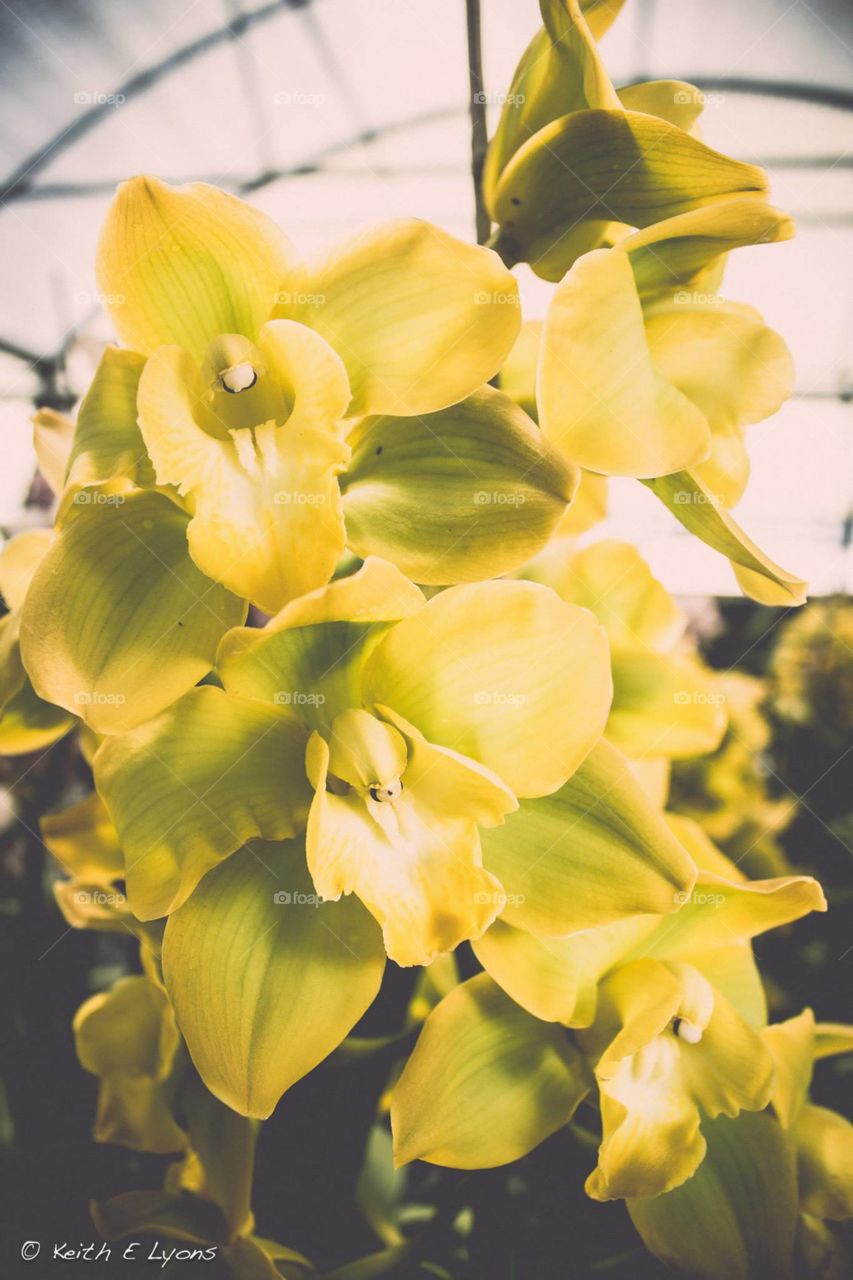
xmin=0 ymin=2 xmax=851 ymax=1277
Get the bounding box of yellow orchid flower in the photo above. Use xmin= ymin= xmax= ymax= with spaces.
xmin=484 ymin=1 xmax=790 ymax=282
xmin=626 ymin=1012 xmax=853 ymax=1279
xmin=393 ymin=818 xmax=824 ymax=1188
xmin=89 ymin=561 xmax=714 ymax=1118
xmin=88 ymin=176 xmax=578 ymax=617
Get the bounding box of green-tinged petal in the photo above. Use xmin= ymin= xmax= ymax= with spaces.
xmin=137 ymin=321 xmax=351 ymax=612
xmin=617 ymin=80 xmax=704 ymax=130
xmin=645 ymin=300 xmax=794 ymax=507
xmin=20 ymin=490 xmax=246 ymax=733
xmin=305 ymin=719 xmax=511 ymax=967
xmin=94 ymin=686 xmax=311 ymax=919
xmin=797 ymin=1104 xmax=853 ymax=1220
xmin=535 ymin=539 xmax=685 ymax=652
xmin=180 ymin=1075 xmax=256 ymax=1238
xmin=74 ymin=976 xmax=186 ymax=1154
xmin=483 ymin=0 xmax=619 ymax=208
xmin=608 ymin=650 xmax=728 ymax=758
xmin=162 ymin=840 xmax=385 ymax=1118
xmin=391 ymin=973 xmax=587 ymax=1168
xmin=538 ymin=248 xmax=712 ymax=477
xmin=96 ymin=176 xmax=293 ymax=361
xmin=492 ymin=110 xmax=767 ymax=281
xmin=340 ymin=387 xmax=577 ymax=584
xmin=764 ymin=1009 xmax=816 ymax=1129
xmin=622 ymin=196 xmax=795 ymax=297
xmin=634 ymin=868 xmax=826 ymax=961
xmin=473 ymin=918 xmax=608 ymax=1027
xmin=814 ymin=1023 xmax=853 ymax=1060
xmin=581 ymin=0 xmax=627 ymax=39
xmin=281 ymin=219 xmax=519 ymax=416
xmin=643 ymin=470 xmax=807 ymax=604
xmin=480 ymin=737 xmax=697 ymax=934
xmin=41 ymin=792 xmax=123 ymax=884
xmin=32 ymin=407 xmax=74 ymax=495
xmin=218 ymin=558 xmax=425 ymax=731
xmin=0 ymin=677 xmax=75 ymax=754
xmin=628 ymin=1111 xmax=798 ymax=1280
xmin=92 ymin=1191 xmax=226 ymax=1246
xmin=0 ymin=528 xmax=53 ymax=610
xmin=363 ymin=580 xmax=612 ymax=798
xmin=58 ymin=346 xmax=153 ymax=520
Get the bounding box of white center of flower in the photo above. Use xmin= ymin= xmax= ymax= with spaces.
xmin=220 ymin=362 xmax=258 ymax=394
xmin=368 ymin=778 xmax=403 ymax=804
xmin=672 ymin=1017 xmax=703 ymax=1044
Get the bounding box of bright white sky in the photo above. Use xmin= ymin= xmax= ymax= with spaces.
xmin=0 ymin=0 xmax=851 ymax=594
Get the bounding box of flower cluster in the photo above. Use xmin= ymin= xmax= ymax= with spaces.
xmin=1 ymin=2 xmax=847 ymax=1275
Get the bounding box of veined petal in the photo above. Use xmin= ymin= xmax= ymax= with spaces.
xmin=621 ymin=196 xmax=795 ymax=298
xmin=391 ymin=973 xmax=588 ymax=1168
xmin=635 ymin=868 xmax=826 ymax=960
xmin=282 ymin=219 xmax=520 ymax=416
xmin=538 ymin=249 xmax=712 ymax=477
xmin=340 ymin=387 xmax=577 ymax=584
xmin=363 ymin=580 xmax=612 ymax=798
xmin=628 ymin=1112 xmax=798 ymax=1280
xmin=94 ymin=686 xmax=311 ymax=920
xmin=162 ymin=840 xmax=385 ymax=1118
xmin=20 ymin=490 xmax=246 ymax=733
xmin=218 ymin=558 xmax=425 ymax=730
xmin=306 ymin=731 xmax=506 ymax=966
xmin=479 ymin=738 xmax=697 ymax=934
xmin=492 ymin=110 xmax=767 ymax=281
xmin=96 ymin=176 xmax=293 ymax=361
xmin=58 ymin=346 xmax=153 ymax=521
xmin=643 ymin=470 xmax=807 ymax=605
xmin=483 ymin=0 xmax=619 ymax=208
